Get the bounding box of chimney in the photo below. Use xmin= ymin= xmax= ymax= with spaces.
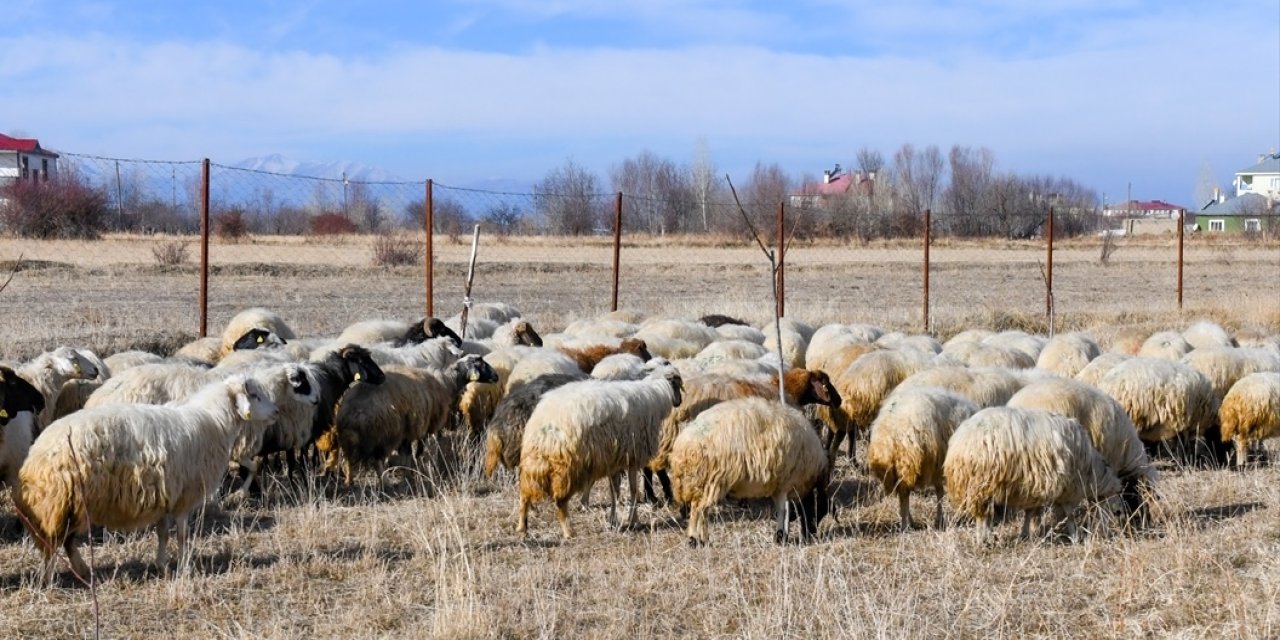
xmin=823 ymin=170 xmax=832 ymax=184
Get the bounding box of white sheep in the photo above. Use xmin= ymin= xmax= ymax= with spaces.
xmin=1218 ymin=372 xmax=1280 ymax=467
xmin=516 ymin=366 xmax=683 ymax=539
xmin=1183 ymin=320 xmax=1237 ymax=351
xmin=14 ymin=347 xmax=99 ymax=432
xmin=824 ymin=347 xmax=933 ymax=459
xmin=1036 ymin=332 xmax=1102 ymax=378
xmin=335 ymin=317 xmax=461 ymax=348
xmin=943 ymin=406 xmax=1123 ymax=544
xmin=669 ymin=397 xmax=830 ymax=546
xmin=1007 ymin=377 xmax=1159 ymax=526
xmin=867 ymin=387 xmax=978 ymax=531
xmin=714 ymin=323 xmax=765 ymax=344
xmin=13 ymin=374 xmax=277 ymax=583
xmin=896 ymin=365 xmax=1037 ymax=409
xmin=696 ymin=339 xmax=768 ymax=363
xmin=221 ymin=307 xmax=296 ymax=357
xmin=1137 ymin=330 xmax=1192 ymax=361
xmin=1096 ymin=357 xmax=1217 ymax=445
xmin=1075 ymin=352 xmax=1132 ymax=387
xmin=482 ymin=371 xmax=588 ymax=478
xmin=51 ymin=349 xmax=112 ymax=422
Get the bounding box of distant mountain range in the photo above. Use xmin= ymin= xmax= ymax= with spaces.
xmin=231 ymin=154 xmax=405 ymax=183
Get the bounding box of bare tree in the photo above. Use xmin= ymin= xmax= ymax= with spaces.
xmin=856 ymin=147 xmax=885 ymax=176
xmin=610 ymin=150 xmax=695 ymax=234
xmin=535 ymin=159 xmax=604 ymax=235
xmin=737 ymin=162 xmax=792 ymax=240
xmin=690 ymin=138 xmax=720 ymax=232
xmin=943 ymin=145 xmax=994 ymax=235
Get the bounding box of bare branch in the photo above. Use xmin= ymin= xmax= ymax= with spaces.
xmin=725 ymin=175 xmax=772 ymax=261
xmin=0 ymin=253 xmax=24 ymax=297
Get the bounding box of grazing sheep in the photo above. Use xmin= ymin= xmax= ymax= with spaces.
xmin=646 ymin=368 xmax=842 ymax=504
xmin=13 ymin=375 xmax=277 ymax=583
xmin=1093 ymin=325 xmax=1148 ymax=356
xmin=762 ymin=325 xmax=808 ymax=369
xmin=85 ymin=362 xmax=215 ymax=409
xmin=896 ymin=365 xmax=1036 ymax=409
xmin=0 ymin=366 xmax=47 ymax=486
xmin=14 ymin=347 xmax=99 ymax=432
xmin=805 ymin=325 xmax=876 ymax=373
xmin=1075 ymin=352 xmax=1132 ymax=387
xmin=1007 ymin=377 xmax=1158 ymax=526
xmin=505 ymin=350 xmax=583 ymax=394
xmin=875 ymin=332 xmax=943 ymax=355
xmin=942 ymin=340 xmax=1036 ymax=369
xmin=1036 ymin=332 xmax=1102 ymax=378
xmin=942 ymin=328 xmax=995 ymax=351
xmin=220 ymin=307 xmax=296 ymax=357
xmin=1096 ymin=357 xmax=1217 ymax=444
xmin=1183 ymin=320 xmax=1237 ymax=350
xmin=516 ymin=366 xmax=683 ymax=539
xmin=173 ymin=327 xmax=287 ymax=365
xmin=698 ymin=314 xmax=748 ymax=328
xmin=589 ymin=353 xmax=650 ymax=380
xmin=943 ymin=406 xmax=1123 ymax=544
xmin=482 ymin=371 xmax=588 ymax=478
xmin=336 ymin=317 xmax=462 ymax=348
xmin=322 ymin=355 xmax=498 ymax=486
xmin=51 ymin=349 xmax=112 ymax=422
xmin=867 ymin=387 xmax=978 ymax=531
xmin=1181 ymin=347 xmax=1280 ymax=403
xmin=562 ymin=318 xmax=640 ymax=341
xmin=1219 ymin=372 xmax=1280 ymax=467
xmin=456 ymin=320 xmax=546 ymax=437
xmin=284 ymin=345 xmax=387 ymax=479
xmin=824 ymin=348 xmax=933 ymax=459
xmin=103 ymin=350 xmax=165 ymax=373
xmin=467 ymin=301 xmax=524 ymax=325
xmin=366 ymin=336 xmax=463 ymax=370
xmin=984 ymin=331 xmax=1046 ymax=363
xmin=558 ymin=338 xmax=653 ymax=374
xmin=670 ymin=397 xmax=830 ymax=546
xmin=695 ymin=339 xmax=768 ymax=363
xmin=223 ymin=364 xmax=320 ymax=503
xmin=714 ymin=324 xmax=766 ymax=344
xmin=1137 ymin=331 xmax=1192 ymax=361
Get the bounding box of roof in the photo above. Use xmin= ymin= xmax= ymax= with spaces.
xmin=0 ymin=133 xmax=59 ymax=157
xmin=1238 ymin=153 xmax=1280 ymax=175
xmin=800 ymin=172 xmax=874 ymax=197
xmin=1199 ymin=192 xmax=1277 ymax=216
xmin=1105 ymin=199 xmax=1186 ymax=212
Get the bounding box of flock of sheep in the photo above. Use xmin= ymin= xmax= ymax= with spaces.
xmin=1 ymin=302 xmax=1278 ymax=585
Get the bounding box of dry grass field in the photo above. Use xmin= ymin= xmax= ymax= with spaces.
xmin=0 ymin=232 xmax=1277 ymax=638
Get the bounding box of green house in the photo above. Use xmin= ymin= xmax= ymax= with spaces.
xmin=1196 ymin=193 xmax=1275 ymax=233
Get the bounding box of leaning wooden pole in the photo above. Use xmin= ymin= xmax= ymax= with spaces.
xmin=1177 ymin=209 xmax=1185 ymax=310
xmin=458 ymin=224 xmax=481 ymax=339
xmin=612 ymin=192 xmax=622 ymax=312
xmin=923 ymin=208 xmax=931 ymax=334
xmin=198 ymin=158 xmax=210 ymax=338
xmin=776 ymin=200 xmax=786 ymax=319
xmin=1046 ymin=206 xmax=1055 ymax=336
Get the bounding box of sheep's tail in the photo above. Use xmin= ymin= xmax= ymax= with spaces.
xmin=11 ymin=469 xmax=74 ymax=556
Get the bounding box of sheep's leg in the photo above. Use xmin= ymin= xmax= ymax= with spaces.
xmin=897 ymin=491 xmax=912 ymax=532
xmin=1063 ymin=508 xmax=1080 ymax=544
xmin=686 ymin=505 xmax=702 ymax=547
xmin=555 ymin=497 xmax=574 ymax=539
xmin=846 ymin=428 xmax=857 ymax=461
xmin=579 ymin=482 xmax=591 ymax=510
xmin=155 ymin=516 xmax=171 ymax=570
xmin=641 ymin=468 xmax=658 ymax=504
xmin=175 ymin=514 xmax=191 ymax=574
xmin=976 ymin=514 xmax=993 ymax=546
xmin=516 ymin=496 xmax=530 ymax=537
xmin=64 ymin=536 xmax=89 ymax=583
xmin=1235 ymin=438 xmax=1250 ymax=469
xmin=625 ymin=468 xmax=639 ymax=530
xmin=826 ymin=429 xmax=844 ymax=459
xmin=1021 ymin=508 xmax=1041 ymax=540
xmin=773 ymin=494 xmax=789 ymax=544
xmin=226 ymin=458 xmax=259 ymax=506
xmin=606 ymin=474 xmax=621 ymax=529
xmin=934 ymin=487 xmax=946 ymax=530
xmin=657 ymin=470 xmax=674 ymax=506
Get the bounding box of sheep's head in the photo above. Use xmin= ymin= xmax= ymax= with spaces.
xmin=48 ymin=346 xmax=99 ymax=380
xmin=513 ymin=321 xmax=543 ymax=347
xmin=287 ymin=364 xmax=320 ymax=406
xmin=0 ymin=365 xmax=45 ymax=425
xmin=788 ymin=468 xmax=832 ymax=543
xmin=647 ymin=365 xmax=683 ymax=407
xmin=410 ymin=317 xmax=463 ymax=347
xmin=228 ymin=375 xmax=279 ymax=424
xmin=793 ymin=370 xmax=841 ymax=408
xmin=453 ymin=354 xmax=499 ymax=386
xmin=620 ymin=338 xmax=652 ymax=362
xmin=337 ymin=344 xmax=386 ymax=385
xmin=231 ymin=327 xmax=286 ymax=351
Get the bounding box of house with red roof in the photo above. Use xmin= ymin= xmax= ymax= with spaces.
xmin=0 ymin=133 xmax=59 ymax=186
xmin=789 ymin=164 xmax=877 ymax=210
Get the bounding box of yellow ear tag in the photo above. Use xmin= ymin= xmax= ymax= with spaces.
xmin=0 ymin=409 xmax=7 ymax=419
xmin=245 ymin=409 xmax=252 ymax=420
xmin=73 ymin=363 xmax=82 ymax=374
xmin=354 ymin=372 xmax=362 ymax=381
xmin=257 ymin=336 xmax=264 ymax=344
xmin=469 ymin=371 xmax=479 ymax=382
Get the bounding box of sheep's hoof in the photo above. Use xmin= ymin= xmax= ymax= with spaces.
xmin=774 ymin=529 xmax=787 ymax=545
xmin=687 ymin=537 xmax=702 ymax=548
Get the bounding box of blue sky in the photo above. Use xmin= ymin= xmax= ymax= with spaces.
xmin=3 ymin=0 xmax=1278 ymax=206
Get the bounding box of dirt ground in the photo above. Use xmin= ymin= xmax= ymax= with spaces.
xmin=0 ymin=232 xmax=1277 ymax=638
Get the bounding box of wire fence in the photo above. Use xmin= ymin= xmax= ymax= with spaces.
xmin=0 ymin=152 xmax=1277 ymax=359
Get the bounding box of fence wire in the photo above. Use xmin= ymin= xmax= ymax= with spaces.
xmin=0 ymin=152 xmax=1276 ymax=360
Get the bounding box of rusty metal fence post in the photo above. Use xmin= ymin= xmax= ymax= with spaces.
xmin=776 ymin=201 xmax=786 ymax=319
xmin=199 ymin=158 xmax=210 ymax=338
xmin=923 ymin=208 xmax=931 ymax=334
xmin=425 ymin=179 xmax=434 ymax=317
xmin=1046 ymin=206 xmax=1055 ymax=334
xmin=1177 ymin=209 xmax=1185 ymax=310
xmin=611 ymin=192 xmax=622 ymax=312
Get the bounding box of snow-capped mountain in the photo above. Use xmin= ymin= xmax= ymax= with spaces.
xmin=232 ymin=154 xmax=404 ymax=182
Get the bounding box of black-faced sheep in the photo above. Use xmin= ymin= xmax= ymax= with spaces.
xmin=943 ymin=406 xmax=1123 ymax=544
xmin=516 ymin=366 xmax=683 ymax=539
xmin=220 ymin=307 xmax=296 ymax=358
xmin=13 ymin=375 xmax=277 ymax=583
xmin=867 ymin=387 xmax=978 ymax=531
xmin=669 ymin=397 xmax=830 ymax=546
xmin=0 ymin=366 xmax=47 ymax=486
xmin=321 ymin=355 xmax=497 ymax=486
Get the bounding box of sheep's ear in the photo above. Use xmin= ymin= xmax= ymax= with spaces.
xmin=231 ymin=379 xmax=254 ymax=420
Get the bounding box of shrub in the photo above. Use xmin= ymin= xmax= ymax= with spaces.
xmin=0 ymin=174 xmax=110 ymax=239
xmin=310 ymin=212 xmax=359 ymax=235
xmin=371 ymin=232 xmax=422 ymax=267
xmin=151 ymin=240 xmax=189 ymax=266
xmin=215 ymin=208 xmax=250 ymax=241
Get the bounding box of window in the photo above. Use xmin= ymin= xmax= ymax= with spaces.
xmin=40 ymin=158 xmax=48 ymax=181
xmin=1244 ymin=219 xmax=1261 ymax=232
xmin=20 ymin=156 xmax=28 ymax=179
xmin=1209 ymin=219 xmax=1225 ymax=232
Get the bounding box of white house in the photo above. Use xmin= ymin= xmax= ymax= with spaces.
xmin=0 ymin=133 xmax=59 ymax=186
xmin=1233 ymin=152 xmax=1280 ymax=200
